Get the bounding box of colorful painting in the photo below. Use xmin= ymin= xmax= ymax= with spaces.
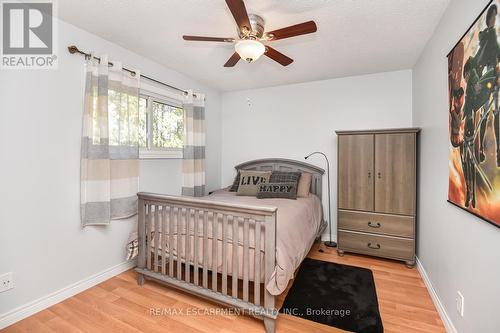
xmin=448 ymin=0 xmax=500 ymax=228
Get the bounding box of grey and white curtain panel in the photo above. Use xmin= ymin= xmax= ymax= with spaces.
xmin=182 ymin=90 xmax=206 ymax=197
xmin=80 ymin=55 xmax=141 ymax=226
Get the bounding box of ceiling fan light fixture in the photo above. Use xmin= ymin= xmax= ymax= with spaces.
xmin=235 ymin=39 xmax=265 ymax=63
xmin=183 ymin=1 xmax=317 ymax=67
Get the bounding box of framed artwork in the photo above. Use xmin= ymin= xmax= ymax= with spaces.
xmin=447 ymin=0 xmax=500 ymax=228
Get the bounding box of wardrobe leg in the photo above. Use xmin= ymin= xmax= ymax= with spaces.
xmin=405 ymin=260 xmax=416 ymax=269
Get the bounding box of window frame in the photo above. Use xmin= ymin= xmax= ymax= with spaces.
xmin=138 ymin=88 xmax=184 ymax=160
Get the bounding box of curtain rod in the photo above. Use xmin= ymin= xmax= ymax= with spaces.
xmin=67 ymin=45 xmax=191 ymax=96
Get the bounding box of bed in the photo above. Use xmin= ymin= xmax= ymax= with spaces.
xmin=136 ymin=158 xmax=326 ymax=333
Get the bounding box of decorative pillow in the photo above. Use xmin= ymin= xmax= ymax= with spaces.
xmin=269 ymin=171 xmax=301 ymax=184
xmin=297 ymin=172 xmax=312 ymax=197
xmin=257 ymin=182 xmax=297 ymax=199
xmin=229 ymin=171 xmax=240 ymax=192
xmin=236 ymin=170 xmax=272 ymax=196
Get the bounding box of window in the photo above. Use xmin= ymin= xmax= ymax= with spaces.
xmin=89 ymin=88 xmax=143 ymax=147
xmin=89 ymin=83 xmax=183 ymax=159
xmin=108 ymin=90 xmax=141 ymax=146
xmin=138 ymin=93 xmax=184 ymax=159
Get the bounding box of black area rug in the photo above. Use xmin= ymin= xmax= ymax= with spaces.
xmin=280 ymin=258 xmax=383 ymax=333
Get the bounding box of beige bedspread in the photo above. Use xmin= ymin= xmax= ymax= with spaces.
xmin=205 ymin=190 xmax=322 ymax=295
xmin=146 ymin=190 xmax=322 ymax=295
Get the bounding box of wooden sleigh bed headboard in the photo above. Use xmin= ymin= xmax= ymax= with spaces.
xmin=234 ymin=158 xmax=325 ymax=200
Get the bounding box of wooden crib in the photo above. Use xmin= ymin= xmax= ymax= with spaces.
xmin=135 ymin=158 xmax=325 ymax=333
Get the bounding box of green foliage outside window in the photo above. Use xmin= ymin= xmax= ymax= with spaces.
xmin=151 ymin=101 xmax=184 ymax=149
xmin=91 ymin=92 xmax=183 ymax=150
xmin=108 ymin=90 xmax=140 ymax=146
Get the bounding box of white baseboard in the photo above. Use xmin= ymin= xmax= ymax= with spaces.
xmin=416 ymin=257 xmax=458 ymax=333
xmin=0 ymin=260 xmax=136 ymax=329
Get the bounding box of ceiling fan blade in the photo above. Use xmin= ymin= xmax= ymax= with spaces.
xmin=224 ymin=52 xmax=241 ymax=67
xmin=225 ymin=0 xmax=251 ymax=32
xmin=183 ymin=35 xmax=235 ymax=42
xmin=265 ymin=46 xmax=293 ymax=66
xmin=266 ymin=21 xmax=317 ymax=41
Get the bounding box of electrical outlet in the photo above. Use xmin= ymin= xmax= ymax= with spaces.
xmin=456 ymin=291 xmax=464 ymax=317
xmin=0 ymin=273 xmax=14 ymax=292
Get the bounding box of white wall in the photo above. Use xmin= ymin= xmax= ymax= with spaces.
xmin=0 ymin=18 xmax=221 ymax=319
xmin=413 ymin=0 xmax=500 ymax=332
xmin=221 ymin=70 xmax=413 ymax=239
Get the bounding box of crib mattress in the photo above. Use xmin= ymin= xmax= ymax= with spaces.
xmin=148 ymin=190 xmax=322 ymax=295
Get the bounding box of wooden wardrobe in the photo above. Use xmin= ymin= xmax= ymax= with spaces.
xmin=336 ymin=128 xmax=419 ymax=267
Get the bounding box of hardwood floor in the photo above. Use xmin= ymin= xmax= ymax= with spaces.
xmin=3 ymin=242 xmax=445 ymax=333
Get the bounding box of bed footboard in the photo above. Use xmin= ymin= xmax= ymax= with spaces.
xmin=135 ymin=192 xmax=278 ymax=333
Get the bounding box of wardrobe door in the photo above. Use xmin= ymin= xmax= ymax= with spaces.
xmin=338 ymin=134 xmax=374 ymax=211
xmin=374 ymin=133 xmax=416 ymax=215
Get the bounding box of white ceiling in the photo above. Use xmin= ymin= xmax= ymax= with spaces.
xmin=58 ymin=0 xmax=450 ymax=91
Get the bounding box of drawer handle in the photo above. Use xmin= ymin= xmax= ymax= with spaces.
xmin=377 ymin=172 xmax=382 ymax=179
xmin=368 ymin=221 xmax=381 ymax=228
xmin=367 ymin=243 xmax=381 ymax=250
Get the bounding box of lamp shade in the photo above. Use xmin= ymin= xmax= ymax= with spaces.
xmin=235 ymin=40 xmax=265 ymax=63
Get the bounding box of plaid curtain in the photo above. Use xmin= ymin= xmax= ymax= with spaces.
xmin=181 ymin=90 xmax=206 ymax=197
xmin=80 ymin=55 xmax=141 ymax=226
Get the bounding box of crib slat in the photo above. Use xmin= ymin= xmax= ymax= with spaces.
xmin=177 ymin=208 xmax=183 ymax=280
xmin=154 ymin=206 xmax=160 ymax=272
xmin=194 ymin=210 xmax=199 ymax=286
xmin=168 ymin=207 xmax=174 ymax=277
xmin=203 ymin=211 xmax=209 ymax=288
xmin=212 ymin=213 xmax=219 ymax=292
xmin=232 ymin=217 xmax=239 ymax=297
xmin=243 ymin=218 xmax=250 ymax=302
xmin=161 ymin=206 xmax=167 ymax=275
xmin=222 ymin=215 xmax=228 ymax=295
xmin=254 ymin=220 xmax=261 ymax=306
xmin=146 ymin=204 xmax=151 ymax=270
xmin=137 ymin=198 xmax=146 ymax=272
xmin=264 ymin=215 xmax=276 ymax=313
xmin=183 ymin=209 xmax=191 ymax=283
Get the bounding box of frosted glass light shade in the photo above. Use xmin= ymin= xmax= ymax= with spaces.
xmin=235 ymin=40 xmax=265 ymax=63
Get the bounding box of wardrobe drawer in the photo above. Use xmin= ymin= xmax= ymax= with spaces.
xmin=338 ymin=231 xmax=414 ymax=260
xmin=338 ymin=210 xmax=414 ymax=238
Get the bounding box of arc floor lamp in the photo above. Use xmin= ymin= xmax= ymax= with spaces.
xmin=305 ymin=151 xmax=337 ymax=247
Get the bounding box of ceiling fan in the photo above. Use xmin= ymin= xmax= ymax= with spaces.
xmin=182 ymin=0 xmax=317 ymax=67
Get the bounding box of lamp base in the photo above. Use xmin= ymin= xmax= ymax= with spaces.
xmin=324 ymin=241 xmax=337 ymax=248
